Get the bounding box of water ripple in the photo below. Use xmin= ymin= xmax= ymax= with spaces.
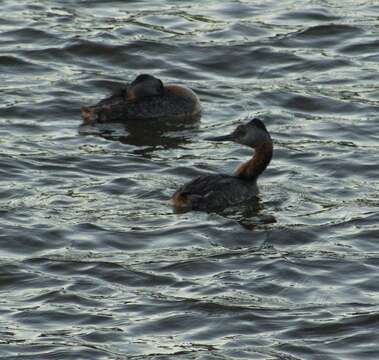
xmin=1 ymin=0 xmax=378 ymax=359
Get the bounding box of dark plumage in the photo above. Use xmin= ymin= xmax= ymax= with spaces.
xmin=81 ymin=74 xmax=201 ymax=123
xmin=173 ymin=174 xmax=258 ymax=212
xmin=172 ymin=118 xmax=273 ymax=212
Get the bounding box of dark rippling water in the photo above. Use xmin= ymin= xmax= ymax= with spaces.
xmin=1 ymin=1 xmax=379 ymax=359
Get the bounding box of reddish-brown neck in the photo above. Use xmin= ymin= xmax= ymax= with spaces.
xmin=234 ymin=142 xmax=273 ymax=180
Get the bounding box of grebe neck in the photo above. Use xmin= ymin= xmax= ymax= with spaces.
xmin=234 ymin=142 xmax=273 ymax=180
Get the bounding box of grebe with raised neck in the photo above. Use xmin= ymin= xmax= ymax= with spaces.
xmin=81 ymin=74 xmax=201 ymax=123
xmin=172 ymin=118 xmax=273 ymax=212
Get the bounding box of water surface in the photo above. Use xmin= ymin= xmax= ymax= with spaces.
xmin=1 ymin=0 xmax=379 ymax=359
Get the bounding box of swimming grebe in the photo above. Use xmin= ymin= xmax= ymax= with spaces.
xmin=172 ymin=118 xmax=273 ymax=212
xmin=81 ymin=74 xmax=201 ymax=123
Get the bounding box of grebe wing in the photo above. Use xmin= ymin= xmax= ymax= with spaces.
xmin=179 ymin=174 xmax=231 ymax=196
xmin=178 ymin=174 xmax=256 ymax=211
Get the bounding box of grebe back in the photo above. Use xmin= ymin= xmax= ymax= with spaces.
xmin=172 ymin=118 xmax=273 ymax=212
xmin=81 ymin=74 xmax=201 ymax=123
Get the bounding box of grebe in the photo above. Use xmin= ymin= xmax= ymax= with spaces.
xmin=172 ymin=118 xmax=273 ymax=212
xmin=81 ymin=74 xmax=201 ymax=123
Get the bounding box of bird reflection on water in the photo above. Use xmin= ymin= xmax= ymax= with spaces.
xmin=79 ymin=114 xmax=201 ymax=155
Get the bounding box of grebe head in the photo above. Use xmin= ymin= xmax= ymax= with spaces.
xmin=206 ymin=118 xmax=271 ymax=148
xmin=129 ymin=74 xmax=164 ymax=100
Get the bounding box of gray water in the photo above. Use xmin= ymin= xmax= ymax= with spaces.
xmin=1 ymin=1 xmax=379 ymax=359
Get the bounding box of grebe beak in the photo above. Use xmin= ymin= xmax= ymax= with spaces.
xmin=205 ymin=133 xmax=235 ymax=142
